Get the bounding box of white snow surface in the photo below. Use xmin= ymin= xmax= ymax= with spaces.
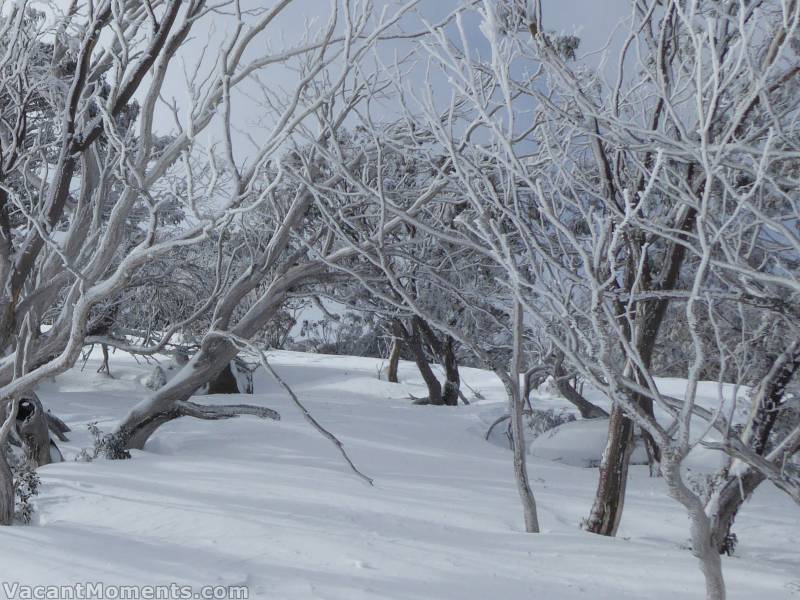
xmin=2 ymin=350 xmax=798 ymax=599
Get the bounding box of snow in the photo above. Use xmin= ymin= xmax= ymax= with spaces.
xmin=529 ymin=419 xmax=649 ymax=468
xmin=1 ymin=350 xmax=798 ymax=599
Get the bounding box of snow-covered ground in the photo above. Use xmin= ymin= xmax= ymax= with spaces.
xmin=2 ymin=350 xmax=798 ymax=599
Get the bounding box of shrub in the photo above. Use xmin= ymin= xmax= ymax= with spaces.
xmin=525 ymin=408 xmax=576 ymax=439
xmin=11 ymin=460 xmax=40 ymax=524
xmin=79 ymin=422 xmax=131 ymax=461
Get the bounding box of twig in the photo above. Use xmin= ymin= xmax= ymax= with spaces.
xmin=485 ymin=409 xmax=535 ymax=440
xmin=207 ymin=332 xmax=374 ymax=486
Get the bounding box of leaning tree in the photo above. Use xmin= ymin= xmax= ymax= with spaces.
xmin=0 ymin=0 xmax=422 ymax=515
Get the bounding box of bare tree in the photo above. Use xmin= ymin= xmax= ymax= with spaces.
xmin=296 ymin=1 xmax=800 ymax=597
xmin=0 ymin=1 xmax=428 ymax=458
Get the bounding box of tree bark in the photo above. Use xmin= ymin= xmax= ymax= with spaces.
xmin=508 ymin=302 xmax=539 ymax=532
xmin=115 ymin=263 xmax=317 ymax=450
xmin=708 ymin=468 xmax=763 ymax=554
xmin=0 ymin=452 xmax=12 ymax=526
xmin=586 ymin=208 xmax=697 ymax=533
xmin=393 ymin=318 xmax=442 ymax=405
xmin=0 ymin=398 xmax=18 ymax=526
xmin=386 ymin=336 xmax=401 ymax=383
xmin=414 ymin=316 xmax=460 ymax=406
xmin=583 ymin=403 xmax=635 ymax=536
xmin=15 ymin=394 xmax=56 ymax=467
xmin=110 ymin=398 xmax=279 ymax=457
xmin=746 ymin=341 xmax=800 ymax=456
xmin=439 ymin=336 xmax=460 ymax=406
xmin=116 ymin=337 xmax=242 ymax=449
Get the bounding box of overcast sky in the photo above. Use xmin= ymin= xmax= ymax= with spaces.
xmin=46 ymin=1 xmax=632 ymax=162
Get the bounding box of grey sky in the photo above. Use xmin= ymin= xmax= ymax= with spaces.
xmin=48 ymin=1 xmax=631 ymax=161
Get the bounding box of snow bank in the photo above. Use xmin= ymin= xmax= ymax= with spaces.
xmin=0 ymin=349 xmax=795 ymax=599
xmin=529 ymin=418 xmax=649 ymax=468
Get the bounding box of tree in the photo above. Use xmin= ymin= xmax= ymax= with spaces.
xmin=0 ymin=0 xmax=424 ymax=476
xmin=299 ymin=1 xmax=800 ymax=597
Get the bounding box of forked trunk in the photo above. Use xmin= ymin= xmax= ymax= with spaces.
xmin=393 ymin=319 xmax=442 ymax=404
xmin=415 ymin=317 xmax=460 ymax=406
xmin=707 ymin=469 xmax=763 ymax=554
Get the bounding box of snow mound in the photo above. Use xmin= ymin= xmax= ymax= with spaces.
xmin=1 ymin=349 xmax=796 ymax=599
xmin=529 ymin=418 xmax=648 ymax=468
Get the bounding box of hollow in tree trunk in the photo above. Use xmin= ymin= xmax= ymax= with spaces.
xmin=207 ymin=361 xmax=241 ymax=394
xmin=15 ymin=394 xmax=58 ymax=467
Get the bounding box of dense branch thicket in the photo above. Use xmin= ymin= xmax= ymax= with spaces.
xmin=0 ymin=2 xmax=796 ymax=598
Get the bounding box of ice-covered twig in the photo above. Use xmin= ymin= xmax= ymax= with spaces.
xmin=207 ymin=332 xmax=374 ymax=486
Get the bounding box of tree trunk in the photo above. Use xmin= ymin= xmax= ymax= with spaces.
xmin=583 ymin=403 xmax=635 ymax=535
xmin=116 ymin=337 xmax=243 ymax=449
xmin=746 ymin=341 xmax=800 ymax=455
xmin=393 ymin=318 xmax=442 ymax=404
xmin=707 ymin=340 xmax=800 ymax=553
xmin=584 ymin=301 xmax=673 ymax=534
xmin=414 ymin=316 xmax=460 ymax=406
xmin=98 ymin=343 xmax=111 ymax=376
xmin=0 ymin=300 xmax=15 ymax=357
xmin=115 ymin=263 xmax=314 ymax=450
xmin=663 ymin=459 xmax=726 ymax=600
xmin=386 ymin=336 xmax=401 ymax=383
xmin=440 ymin=336 xmax=460 ymax=406
xmin=0 ymin=452 xmax=12 ymax=525
xmin=508 ymin=302 xmax=539 ymax=532
xmin=509 ymin=379 xmax=539 ymax=532
xmin=707 ymin=469 xmax=763 ymax=555
xmin=0 ymin=398 xmax=18 ymax=526
xmin=586 ymin=206 xmax=698 ymax=522
xmin=16 ymin=394 xmax=56 ymax=467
